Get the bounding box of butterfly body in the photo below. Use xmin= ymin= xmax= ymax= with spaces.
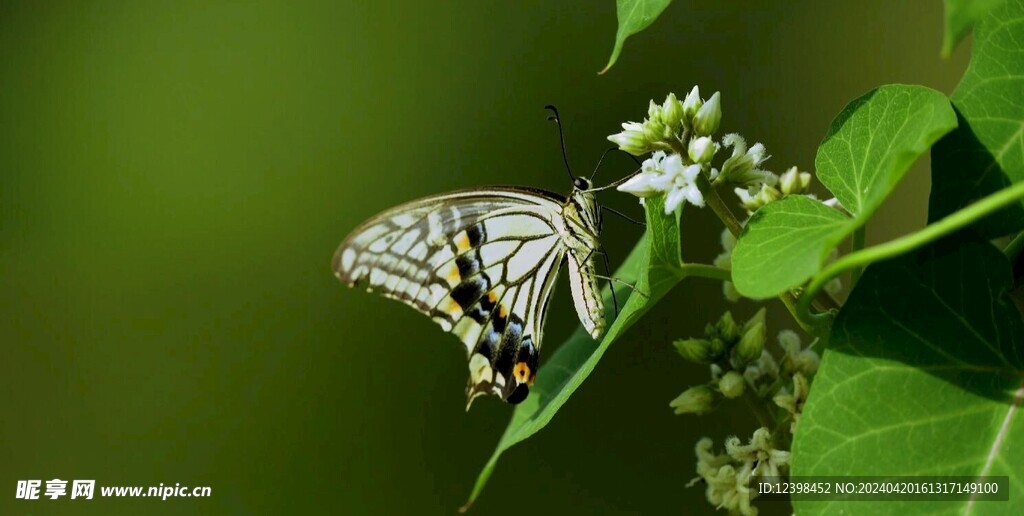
xmin=333 ymin=182 xmax=607 ymax=406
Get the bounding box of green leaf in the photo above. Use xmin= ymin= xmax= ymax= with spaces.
xmin=816 ymin=85 xmax=957 ymax=222
xmin=731 ymin=196 xmax=849 ymax=299
xmin=930 ymin=0 xmax=1024 ymax=238
xmin=599 ymin=0 xmax=673 ymax=74
xmin=462 ymin=196 xmax=684 ymax=510
xmin=731 ymin=85 xmax=957 ymax=299
xmin=941 ymin=0 xmax=1006 ymax=57
xmin=792 ymin=240 xmax=1024 ymax=514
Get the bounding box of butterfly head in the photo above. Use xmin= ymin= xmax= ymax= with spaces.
xmin=572 ymin=177 xmax=592 ymax=191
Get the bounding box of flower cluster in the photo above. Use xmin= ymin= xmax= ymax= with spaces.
xmin=671 ymin=312 xmax=820 ymax=514
xmin=611 ymin=87 xmax=722 ymax=213
xmin=609 ymin=88 xmax=827 ymax=219
xmin=670 ymin=309 xmax=767 ymax=413
xmin=691 ymin=428 xmax=790 ymax=516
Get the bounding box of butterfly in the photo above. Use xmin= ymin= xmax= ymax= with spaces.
xmin=332 ymin=107 xmax=639 ymax=408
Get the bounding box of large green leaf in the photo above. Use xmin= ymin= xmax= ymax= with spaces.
xmin=731 ymin=196 xmax=849 ymax=299
xmin=599 ymin=0 xmax=673 ymax=74
xmin=792 ymin=241 xmax=1024 ymax=515
xmin=816 ymin=85 xmax=957 ymax=222
xmin=930 ymin=0 xmax=1024 ymax=238
xmin=941 ymin=0 xmax=1006 ymax=57
xmin=731 ymin=85 xmax=957 ymax=299
xmin=462 ymin=196 xmax=684 ymax=510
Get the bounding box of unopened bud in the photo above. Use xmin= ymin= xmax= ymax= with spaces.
xmin=688 ymin=136 xmax=717 ymax=164
xmin=661 ymin=92 xmax=684 ymax=133
xmin=718 ymin=371 xmax=745 ymax=399
xmin=693 ymin=91 xmax=721 ymax=136
xmin=733 ymin=319 xmax=766 ymax=368
xmin=670 ymin=384 xmax=716 ymax=415
xmin=715 ymin=311 xmax=741 ymax=342
xmin=674 ymin=338 xmax=714 ymax=364
xmin=682 ymin=85 xmax=703 ymax=121
xmin=779 ymin=166 xmax=812 ymax=195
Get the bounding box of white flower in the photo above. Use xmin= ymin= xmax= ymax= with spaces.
xmin=718 ymin=134 xmax=773 ymax=188
xmin=617 ymin=151 xmax=706 ymax=213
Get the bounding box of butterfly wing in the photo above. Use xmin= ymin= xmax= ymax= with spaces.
xmin=333 ymin=187 xmax=568 ymax=405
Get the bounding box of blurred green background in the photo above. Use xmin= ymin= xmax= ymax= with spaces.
xmin=1 ymin=1 xmax=969 ymax=514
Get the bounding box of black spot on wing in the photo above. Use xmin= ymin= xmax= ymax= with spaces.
xmin=466 ymin=222 xmax=486 ymax=247
xmin=451 ymin=274 xmax=490 ymax=311
xmin=517 ymin=336 xmax=539 ymax=375
xmin=495 ymin=315 xmax=524 ymax=397
xmin=455 ymin=252 xmax=481 ymax=278
xmin=505 ymin=383 xmax=530 ymax=404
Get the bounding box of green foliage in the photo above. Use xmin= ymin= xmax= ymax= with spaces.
xmin=941 ymin=0 xmax=1006 ymax=57
xmin=931 ymin=0 xmax=1024 ymax=238
xmin=792 ymin=240 xmax=1024 ymax=514
xmin=731 ymin=196 xmax=848 ymax=298
xmin=817 ymin=86 xmax=958 ymax=222
xmin=601 ymin=0 xmax=673 ymax=74
xmin=731 ymin=85 xmax=957 ymax=299
xmin=463 ymin=196 xmax=685 ymax=509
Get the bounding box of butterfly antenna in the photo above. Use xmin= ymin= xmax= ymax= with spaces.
xmin=545 ymin=105 xmax=576 ymax=181
xmin=590 ymin=146 xmax=618 ymax=180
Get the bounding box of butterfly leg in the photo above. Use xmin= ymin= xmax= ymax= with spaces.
xmin=602 ymin=205 xmax=646 ymax=226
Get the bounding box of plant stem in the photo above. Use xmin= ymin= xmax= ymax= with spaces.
xmin=1005 ymin=231 xmax=1024 ymax=262
xmin=699 ymin=173 xmax=746 ymax=237
xmin=798 ymin=180 xmax=1024 ymax=316
xmin=850 ymin=225 xmax=866 ymax=285
xmin=742 ymin=387 xmax=777 ymax=429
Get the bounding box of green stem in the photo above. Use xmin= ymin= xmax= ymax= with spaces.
xmin=678 ymin=263 xmax=732 ymax=281
xmin=669 ymin=138 xmax=831 ymax=336
xmin=799 ymin=180 xmax=1024 ymax=316
xmin=850 ymin=225 xmax=866 ymax=285
xmin=1005 ymin=231 xmax=1024 ymax=262
xmin=698 ymin=173 xmax=746 ymax=237
xmin=742 ymin=387 xmax=777 ymax=429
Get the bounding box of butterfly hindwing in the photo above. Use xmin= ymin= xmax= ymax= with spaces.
xmin=333 ymin=187 xmax=569 ymax=405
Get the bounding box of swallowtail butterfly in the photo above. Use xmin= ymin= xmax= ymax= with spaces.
xmin=333 ymin=108 xmax=636 ymax=407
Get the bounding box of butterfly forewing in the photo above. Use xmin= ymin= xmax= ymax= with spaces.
xmin=333 ymin=187 xmax=579 ymax=405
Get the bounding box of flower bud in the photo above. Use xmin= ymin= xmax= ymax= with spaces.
xmin=647 ymin=99 xmax=661 ymax=119
xmin=732 ymin=321 xmax=765 ymax=368
xmin=735 ymin=184 xmax=782 ymax=213
xmin=682 ymin=85 xmax=702 ymax=121
xmin=709 ymin=337 xmax=726 ymax=359
xmin=715 ymin=311 xmax=741 ymax=342
xmin=643 ymin=116 xmax=670 ymax=143
xmin=661 ymin=92 xmax=685 ymax=133
xmin=692 ymin=91 xmax=721 ymax=136
xmin=688 ymin=136 xmax=717 ymax=164
xmin=779 ymin=166 xmax=812 ymax=195
xmin=674 ymin=338 xmax=714 ymax=364
xmin=743 ymin=307 xmax=767 ymax=334
xmin=607 ymin=122 xmax=650 ymax=156
xmin=670 ymin=384 xmax=716 ymax=415
xmin=718 ymin=371 xmax=745 ymax=399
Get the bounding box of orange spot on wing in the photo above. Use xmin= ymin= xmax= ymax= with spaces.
xmin=455 ymin=231 xmax=471 ymax=252
xmin=487 ymin=291 xmax=498 ymax=303
xmin=447 ymin=264 xmax=461 ymax=284
xmin=498 ymin=304 xmax=508 ymax=318
xmin=514 ymin=362 xmax=531 ymax=383
xmin=446 ymin=298 xmax=463 ymax=317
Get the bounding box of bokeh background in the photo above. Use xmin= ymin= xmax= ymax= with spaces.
xmin=1 ymin=1 xmax=970 ymax=514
